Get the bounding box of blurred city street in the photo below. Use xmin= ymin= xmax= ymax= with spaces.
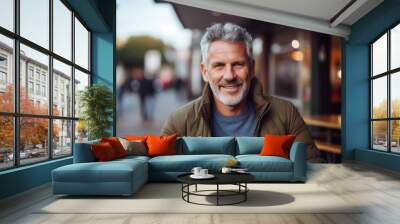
xmin=117 ymin=89 xmax=188 ymax=136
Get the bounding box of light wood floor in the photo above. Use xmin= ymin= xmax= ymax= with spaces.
xmin=1 ymin=162 xmax=400 ymax=224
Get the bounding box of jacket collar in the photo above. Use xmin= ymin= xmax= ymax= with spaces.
xmin=198 ymin=78 xmax=271 ymax=122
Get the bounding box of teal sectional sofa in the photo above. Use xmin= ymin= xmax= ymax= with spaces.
xmin=52 ymin=137 xmax=307 ymax=196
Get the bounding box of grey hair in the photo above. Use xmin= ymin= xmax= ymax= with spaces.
xmin=200 ymin=23 xmax=253 ymax=65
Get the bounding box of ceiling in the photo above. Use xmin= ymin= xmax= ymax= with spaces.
xmin=164 ymin=0 xmax=384 ymax=38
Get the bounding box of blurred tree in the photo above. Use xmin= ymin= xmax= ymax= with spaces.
xmin=117 ymin=35 xmax=168 ymax=68
xmin=76 ymin=119 xmax=87 ymax=141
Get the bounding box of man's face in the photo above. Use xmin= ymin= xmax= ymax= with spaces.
xmin=201 ymin=40 xmax=254 ymax=106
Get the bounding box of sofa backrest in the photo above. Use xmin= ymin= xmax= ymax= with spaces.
xmin=73 ymin=139 xmax=101 ymax=163
xmin=235 ymin=137 xmax=264 ymax=155
xmin=74 ymin=137 xmax=265 ymax=162
xmin=177 ymin=137 xmax=236 ymax=155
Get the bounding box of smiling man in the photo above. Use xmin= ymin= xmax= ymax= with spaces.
xmin=162 ymin=23 xmax=315 ymax=156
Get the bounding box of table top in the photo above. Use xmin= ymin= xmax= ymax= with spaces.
xmin=177 ymin=172 xmax=255 ymax=185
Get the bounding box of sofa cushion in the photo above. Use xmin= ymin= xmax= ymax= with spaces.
xmin=236 ymin=155 xmax=293 ymax=172
xmin=178 ymin=137 xmax=235 ymax=155
xmin=53 ymin=158 xmax=147 ymax=183
xmin=148 ymin=154 xmax=235 ymax=172
xmin=114 ymin=155 xmax=150 ymax=164
xmin=236 ymin=137 xmax=263 ymax=155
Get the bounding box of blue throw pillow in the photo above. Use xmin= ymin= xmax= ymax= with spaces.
xmin=236 ymin=137 xmax=264 ymax=155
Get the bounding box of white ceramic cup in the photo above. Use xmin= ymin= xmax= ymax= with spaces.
xmin=200 ymin=169 xmax=208 ymax=176
xmin=221 ymin=167 xmax=232 ymax=174
xmin=191 ymin=167 xmax=202 ymax=176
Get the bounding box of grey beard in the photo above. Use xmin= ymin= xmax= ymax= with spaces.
xmin=208 ymin=80 xmax=250 ymax=106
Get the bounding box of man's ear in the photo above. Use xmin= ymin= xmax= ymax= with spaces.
xmin=200 ymin=63 xmax=209 ymax=82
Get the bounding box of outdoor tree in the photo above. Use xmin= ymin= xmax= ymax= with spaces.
xmin=117 ymin=35 xmax=168 ymax=68
xmin=372 ymin=99 xmax=400 ymax=143
xmin=0 ymin=84 xmax=59 ymax=152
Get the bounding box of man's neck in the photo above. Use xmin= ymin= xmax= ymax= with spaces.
xmin=213 ymin=96 xmax=249 ymax=116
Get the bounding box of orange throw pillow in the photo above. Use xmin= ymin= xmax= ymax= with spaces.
xmin=260 ymin=134 xmax=296 ymax=159
xmin=91 ymin=142 xmax=117 ymax=161
xmin=124 ymin=135 xmax=148 ymax=141
xmin=146 ymin=134 xmax=177 ymax=157
xmin=101 ymin=137 xmax=127 ymax=158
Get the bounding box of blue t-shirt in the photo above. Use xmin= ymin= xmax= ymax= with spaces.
xmin=212 ymin=103 xmax=256 ymax=137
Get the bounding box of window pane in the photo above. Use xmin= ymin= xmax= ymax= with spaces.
xmin=53 ymin=119 xmax=72 ymax=157
xmin=391 ymin=120 xmax=400 ymax=153
xmin=74 ymin=69 xmax=89 ymax=118
xmin=53 ymin=0 xmax=72 ymax=60
xmin=20 ymin=117 xmax=49 ymax=165
xmin=372 ymin=121 xmax=388 ymax=151
xmin=74 ymin=18 xmax=89 ymax=70
xmin=372 ymin=33 xmax=387 ymax=76
xmin=75 ymin=120 xmax=88 ymax=143
xmin=372 ymin=76 xmax=387 ymax=119
xmin=0 ymin=34 xmax=14 ymax=112
xmin=391 ymin=24 xmax=400 ymax=70
xmin=20 ymin=0 xmax=49 ymax=49
xmin=20 ymin=44 xmax=49 ymax=115
xmin=0 ymin=116 xmax=13 ymax=170
xmin=391 ymin=72 xmax=400 ymax=118
xmin=53 ymin=59 xmax=72 ymax=117
xmin=0 ymin=0 xmax=14 ymax=31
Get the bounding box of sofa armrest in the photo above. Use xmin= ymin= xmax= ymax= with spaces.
xmin=289 ymin=141 xmax=307 ymax=181
xmin=73 ymin=140 xmax=100 ymax=163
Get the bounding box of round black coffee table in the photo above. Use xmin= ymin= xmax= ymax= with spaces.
xmin=177 ymin=173 xmax=255 ymax=206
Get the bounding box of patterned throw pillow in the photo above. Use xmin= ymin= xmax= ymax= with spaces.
xmin=118 ymin=137 xmax=147 ymax=156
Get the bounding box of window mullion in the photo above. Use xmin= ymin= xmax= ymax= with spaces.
xmin=388 ymin=30 xmax=391 ymax=152
xmin=48 ymin=0 xmax=53 ymax=160
xmin=13 ymin=0 xmax=20 ymax=167
xmin=71 ymin=11 xmax=76 ymax=155
xmin=370 ymin=45 xmax=373 ymax=149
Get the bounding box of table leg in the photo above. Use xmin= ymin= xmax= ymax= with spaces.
xmin=217 ymin=184 xmax=219 ymax=206
xmin=245 ymin=183 xmax=247 ymax=201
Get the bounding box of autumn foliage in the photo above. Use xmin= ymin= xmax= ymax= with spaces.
xmin=0 ymin=84 xmax=59 ymax=150
xmin=372 ymin=99 xmax=400 ymax=141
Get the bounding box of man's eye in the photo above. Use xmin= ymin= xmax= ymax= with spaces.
xmin=234 ymin=63 xmax=245 ymax=68
xmin=214 ymin=64 xmax=224 ymax=69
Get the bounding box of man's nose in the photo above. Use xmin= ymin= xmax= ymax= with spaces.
xmin=223 ymin=65 xmax=236 ymax=80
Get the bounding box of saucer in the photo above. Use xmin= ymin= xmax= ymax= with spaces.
xmin=190 ymin=174 xmax=215 ymax=179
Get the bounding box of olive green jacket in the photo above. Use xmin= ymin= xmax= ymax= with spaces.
xmin=161 ymin=80 xmax=316 ymax=158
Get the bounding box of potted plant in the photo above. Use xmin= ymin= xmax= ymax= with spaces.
xmin=79 ymin=84 xmax=113 ymax=140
